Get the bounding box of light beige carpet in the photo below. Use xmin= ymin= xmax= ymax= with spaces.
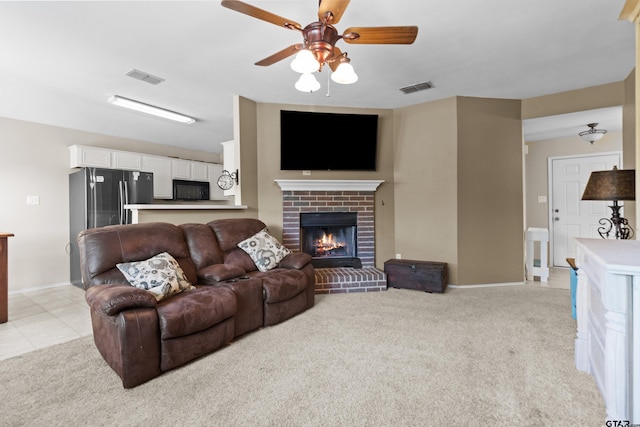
xmin=0 ymin=285 xmax=604 ymax=426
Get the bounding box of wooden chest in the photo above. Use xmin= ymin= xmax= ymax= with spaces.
xmin=384 ymin=259 xmax=448 ymax=293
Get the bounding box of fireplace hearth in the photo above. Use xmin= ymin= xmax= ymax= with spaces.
xmin=276 ymin=179 xmax=387 ymax=293
xmin=300 ymin=212 xmax=362 ymax=268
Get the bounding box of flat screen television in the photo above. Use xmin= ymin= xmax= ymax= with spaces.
xmin=280 ymin=110 xmax=378 ymax=171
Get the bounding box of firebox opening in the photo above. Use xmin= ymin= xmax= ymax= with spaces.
xmin=300 ymin=212 xmax=362 ymax=269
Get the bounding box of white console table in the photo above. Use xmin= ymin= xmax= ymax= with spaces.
xmin=575 ymin=238 xmax=639 ymax=423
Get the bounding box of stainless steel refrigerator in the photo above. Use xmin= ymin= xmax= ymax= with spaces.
xmin=69 ymin=167 xmax=154 ymax=288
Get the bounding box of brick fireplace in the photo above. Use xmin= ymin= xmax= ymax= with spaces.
xmin=275 ymin=180 xmax=387 ymax=294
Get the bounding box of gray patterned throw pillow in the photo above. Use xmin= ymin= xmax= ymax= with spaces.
xmin=238 ymin=228 xmax=291 ymax=272
xmin=116 ymin=252 xmax=195 ymax=301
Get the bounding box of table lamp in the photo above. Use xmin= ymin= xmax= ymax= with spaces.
xmin=581 ymin=166 xmax=635 ymax=239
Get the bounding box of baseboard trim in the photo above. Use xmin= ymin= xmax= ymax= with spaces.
xmin=448 ymin=282 xmax=525 ymax=289
xmin=9 ymin=282 xmax=74 ymax=296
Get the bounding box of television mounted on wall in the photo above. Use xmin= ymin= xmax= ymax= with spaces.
xmin=280 ymin=110 xmax=378 ymax=171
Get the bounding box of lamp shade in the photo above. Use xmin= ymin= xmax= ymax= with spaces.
xmin=581 ymin=167 xmax=636 ymax=201
xmin=331 ymin=62 xmax=358 ymax=84
xmin=290 ymin=50 xmax=320 ymax=74
xmin=580 ymin=132 xmax=605 ymax=143
xmin=294 ymin=73 xmax=320 ymax=92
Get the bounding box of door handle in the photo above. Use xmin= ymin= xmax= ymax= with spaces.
xmin=554 ymin=217 xmax=560 ymax=221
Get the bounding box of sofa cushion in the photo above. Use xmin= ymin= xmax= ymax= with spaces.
xmin=261 ymin=270 xmax=307 ymax=303
xmin=156 ymin=287 xmax=236 ymax=339
xmin=208 ymin=218 xmax=266 ymax=251
xmin=78 ymin=222 xmax=198 ymax=287
xmin=198 ymin=264 xmax=246 ymax=283
xmin=117 ymin=252 xmax=195 ymax=302
xmin=238 ymin=228 xmax=291 ymax=272
xmin=180 ymin=223 xmax=223 ymax=271
xmin=223 ymin=248 xmax=259 ymax=272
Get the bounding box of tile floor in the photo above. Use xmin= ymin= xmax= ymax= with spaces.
xmin=0 ymin=285 xmax=92 ymax=361
xmin=0 ymin=267 xmax=571 ymax=362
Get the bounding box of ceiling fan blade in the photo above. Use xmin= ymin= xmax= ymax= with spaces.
xmin=318 ymin=0 xmax=351 ymax=24
xmin=255 ymin=44 xmax=304 ymax=66
xmin=342 ymin=26 xmax=419 ymax=44
xmin=221 ymin=0 xmax=302 ymax=30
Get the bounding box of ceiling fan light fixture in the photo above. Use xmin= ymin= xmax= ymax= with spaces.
xmin=331 ymin=62 xmax=358 ymax=84
xmin=221 ymin=0 xmax=419 ymax=94
xmin=579 ymin=122 xmax=607 ymax=144
xmin=290 ymin=49 xmax=320 ymax=74
xmin=107 ymin=95 xmax=195 ymax=124
xmin=294 ymin=73 xmax=321 ymax=92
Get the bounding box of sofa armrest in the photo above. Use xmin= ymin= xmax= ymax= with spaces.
xmin=278 ymin=252 xmax=312 ymax=270
xmin=85 ymin=283 xmax=157 ymax=316
xmin=198 ymin=264 xmax=247 ymax=283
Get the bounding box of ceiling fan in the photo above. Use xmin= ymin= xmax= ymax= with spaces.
xmin=220 ymin=0 xmax=419 ymax=91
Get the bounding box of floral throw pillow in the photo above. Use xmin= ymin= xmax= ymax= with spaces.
xmin=237 ymin=228 xmax=291 ymax=272
xmin=116 ymin=252 xmax=195 ymax=302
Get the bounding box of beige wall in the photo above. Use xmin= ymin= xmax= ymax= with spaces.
xmin=393 ymin=96 xmax=524 ymax=285
xmin=522 ymin=82 xmax=626 ymax=120
xmin=235 ymin=96 xmax=259 ymax=216
xmin=393 ymin=98 xmax=459 ymax=282
xmin=624 ymin=69 xmax=636 ymax=169
xmin=0 ymin=116 xmax=226 ymax=293
xmin=254 ymin=102 xmax=396 ymax=266
xmin=623 ymin=69 xmax=637 ymax=227
xmin=457 ymin=97 xmax=524 ymax=285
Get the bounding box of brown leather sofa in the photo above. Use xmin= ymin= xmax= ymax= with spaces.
xmin=78 ymin=218 xmax=314 ymax=388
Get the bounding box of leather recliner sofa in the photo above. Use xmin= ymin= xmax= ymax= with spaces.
xmin=79 ymin=218 xmax=314 ymax=388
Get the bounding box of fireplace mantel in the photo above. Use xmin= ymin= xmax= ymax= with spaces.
xmin=275 ymin=179 xmax=384 ymax=192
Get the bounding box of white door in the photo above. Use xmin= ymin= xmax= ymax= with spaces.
xmin=550 ymin=153 xmax=620 ymax=266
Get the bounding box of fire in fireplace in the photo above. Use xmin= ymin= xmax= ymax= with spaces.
xmin=300 ymin=212 xmax=362 ymax=268
xmin=312 ymin=231 xmax=348 ymax=256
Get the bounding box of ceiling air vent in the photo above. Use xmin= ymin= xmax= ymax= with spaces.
xmin=399 ymin=81 xmax=434 ymax=94
xmin=125 ymin=69 xmax=165 ymax=85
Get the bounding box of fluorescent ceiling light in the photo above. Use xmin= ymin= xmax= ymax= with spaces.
xmin=107 ymin=95 xmax=195 ymax=124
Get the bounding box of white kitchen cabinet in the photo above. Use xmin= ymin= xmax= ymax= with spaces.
xmin=207 ymin=163 xmax=227 ymax=200
xmin=171 ymin=159 xmax=192 ymax=180
xmin=112 ymin=151 xmax=142 ymax=170
xmin=69 ymin=145 xmax=112 ymax=168
xmin=142 ymin=155 xmax=172 ymax=199
xmin=70 ymin=145 xmax=221 ymax=200
xmin=191 ymin=161 xmax=208 ymax=181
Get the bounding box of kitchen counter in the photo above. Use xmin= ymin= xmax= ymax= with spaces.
xmin=125 ymin=203 xmax=248 ymax=224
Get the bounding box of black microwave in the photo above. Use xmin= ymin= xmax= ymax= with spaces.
xmin=172 ymin=179 xmax=210 ymax=201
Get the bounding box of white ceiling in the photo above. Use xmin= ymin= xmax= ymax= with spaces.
xmin=0 ymin=1 xmax=634 ymax=153
xmin=523 ymin=105 xmax=623 ymax=142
